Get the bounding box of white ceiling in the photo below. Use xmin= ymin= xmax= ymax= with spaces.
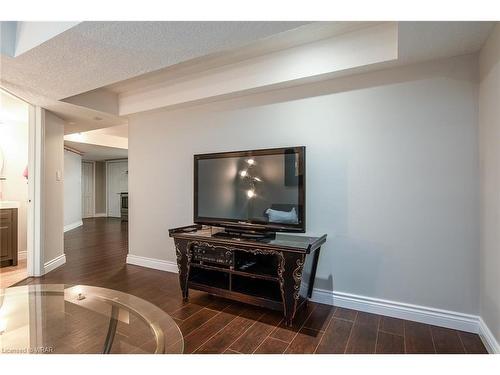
xmin=65 ymin=141 xmax=128 ymax=161
xmin=105 ymin=22 xmax=495 ymax=100
xmin=106 ymin=22 xmax=376 ymax=95
xmin=0 ymin=21 xmax=309 ymax=101
xmin=398 ymin=21 xmax=495 ymax=63
xmin=48 ymin=100 xmax=126 ymax=135
xmin=89 ymin=124 xmax=128 ymax=138
xmin=0 ymin=21 xmax=495 ymax=136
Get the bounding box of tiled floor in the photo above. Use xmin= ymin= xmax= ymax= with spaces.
xmin=0 ymin=258 xmax=28 ymax=289
xmin=17 ymin=218 xmax=488 ymax=354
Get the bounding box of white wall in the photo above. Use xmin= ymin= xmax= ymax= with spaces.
xmin=479 ymin=24 xmax=500 ymax=347
xmin=63 ymin=149 xmax=82 ymax=229
xmin=43 ymin=110 xmax=65 ymax=264
xmin=0 ymin=104 xmax=29 ymax=254
xmin=128 ymin=54 xmax=480 ymax=316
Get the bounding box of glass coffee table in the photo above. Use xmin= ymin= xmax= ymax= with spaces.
xmin=0 ymin=284 xmax=183 ymax=354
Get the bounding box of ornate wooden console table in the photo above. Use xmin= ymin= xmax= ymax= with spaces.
xmin=169 ymin=225 xmax=326 ymax=326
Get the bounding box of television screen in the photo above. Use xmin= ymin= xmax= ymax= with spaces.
xmin=194 ymin=147 xmax=305 ymax=232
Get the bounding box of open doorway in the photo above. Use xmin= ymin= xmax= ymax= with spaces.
xmin=106 ymin=160 xmax=128 ymax=218
xmin=82 ymin=161 xmax=95 ymax=218
xmin=63 ymin=133 xmax=128 ymax=247
xmin=0 ymin=90 xmax=29 ymax=288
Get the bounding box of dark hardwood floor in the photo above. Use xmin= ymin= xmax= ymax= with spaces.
xmin=18 ymin=218 xmax=488 ymax=354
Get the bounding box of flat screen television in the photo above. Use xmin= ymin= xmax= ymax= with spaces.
xmin=194 ymin=146 xmax=305 ymax=233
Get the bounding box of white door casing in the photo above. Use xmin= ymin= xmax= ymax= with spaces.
xmin=27 ymin=105 xmax=44 ymax=277
xmin=107 ymin=160 xmax=128 ymax=218
xmin=81 ymin=161 xmax=94 ymax=218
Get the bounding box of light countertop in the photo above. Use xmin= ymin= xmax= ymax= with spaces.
xmin=0 ymin=201 xmax=20 ymax=209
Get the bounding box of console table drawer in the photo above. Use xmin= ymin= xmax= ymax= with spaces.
xmin=191 ymin=244 xmax=233 ymax=266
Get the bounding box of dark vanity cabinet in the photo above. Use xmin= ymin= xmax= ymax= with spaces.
xmin=0 ymin=208 xmax=18 ymax=268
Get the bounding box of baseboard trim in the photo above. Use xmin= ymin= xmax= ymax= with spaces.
xmin=479 ymin=317 xmax=500 ymax=354
xmin=94 ymin=213 xmax=107 ymax=217
xmin=64 ymin=220 xmax=83 ymax=232
xmin=44 ymin=254 xmax=66 ymax=274
xmin=311 ymin=288 xmax=480 ymax=334
xmin=18 ymin=250 xmax=27 ymax=260
xmin=126 ymin=254 xmax=178 ymax=273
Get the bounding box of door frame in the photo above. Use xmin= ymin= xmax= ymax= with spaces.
xmin=3 ymin=94 xmax=58 ymax=277
xmin=81 ymin=160 xmax=95 ymax=218
xmin=105 ymin=159 xmax=128 ymax=217
xmin=27 ymin=105 xmax=44 ymax=277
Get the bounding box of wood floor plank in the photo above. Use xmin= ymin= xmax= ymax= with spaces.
xmin=315 ymin=318 xmax=353 ymax=354
xmin=345 ymin=324 xmax=377 ymax=353
xmin=379 ymin=316 xmax=404 ymax=336
xmin=302 ymin=304 xmax=334 ymax=332
xmin=345 ymin=312 xmax=379 ymax=354
xmin=206 ymin=297 xmax=233 ymax=312
xmin=254 ymin=337 xmax=289 ymax=354
xmin=178 ymin=308 xmax=218 ymax=336
xmin=184 ymin=293 xmax=218 ymax=308
xmin=270 ymin=303 xmax=316 ymax=342
xmin=224 ymin=349 xmax=242 ymax=354
xmin=458 ymin=331 xmax=488 ymax=354
xmin=356 ymin=311 xmax=381 ymax=327
xmin=333 ymin=307 xmax=357 ymax=321
xmin=229 ymin=311 xmax=283 ymax=354
xmin=182 ymin=307 xmax=242 ymax=353
xmin=170 ymin=303 xmax=204 ymax=320
xmin=156 ymin=297 xmax=187 ymax=314
xmin=236 ymin=305 xmax=267 ymax=321
xmin=376 ymin=331 xmax=405 ymax=354
xmin=404 ymin=321 xmax=435 ymax=354
xmin=431 ymin=326 xmax=465 ymax=354
xmin=195 ymin=316 xmax=255 ymax=354
xmin=285 ymin=327 xmax=323 ymax=354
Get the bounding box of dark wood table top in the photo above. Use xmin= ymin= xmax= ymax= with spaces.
xmin=170 ymin=225 xmax=327 ymax=253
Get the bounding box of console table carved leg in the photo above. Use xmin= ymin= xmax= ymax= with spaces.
xmin=281 ymin=252 xmax=306 ymax=327
xmin=307 ymin=247 xmax=321 ymax=298
xmin=175 ymin=240 xmax=191 ymax=301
